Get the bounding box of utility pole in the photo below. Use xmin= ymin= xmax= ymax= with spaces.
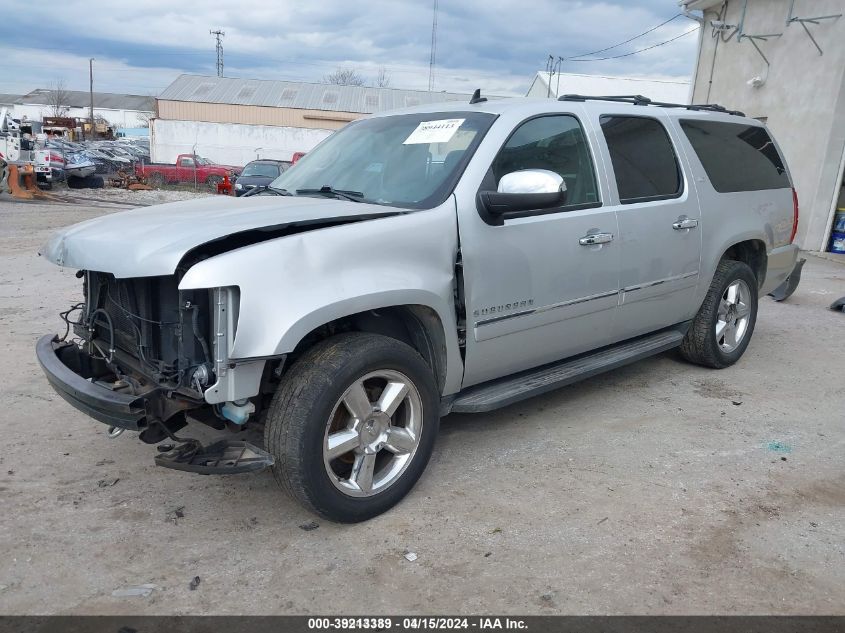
xmin=428 ymin=0 xmax=438 ymax=91
xmin=89 ymin=58 xmax=95 ymax=139
xmin=210 ymin=29 xmax=225 ymax=77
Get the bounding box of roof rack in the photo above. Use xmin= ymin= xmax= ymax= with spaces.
xmin=558 ymin=94 xmax=745 ymax=117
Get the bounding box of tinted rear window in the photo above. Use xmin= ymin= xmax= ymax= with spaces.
xmin=680 ymin=120 xmax=789 ymax=192
xmin=600 ymin=115 xmax=682 ymax=204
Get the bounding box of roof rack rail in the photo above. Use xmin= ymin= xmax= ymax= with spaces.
xmin=557 ymin=94 xmax=745 ymax=117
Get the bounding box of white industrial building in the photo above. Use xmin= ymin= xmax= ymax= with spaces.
xmin=683 ymin=0 xmax=845 ymax=252
xmin=9 ymin=89 xmax=154 ymax=129
xmin=152 ymin=75 xmax=473 ymax=166
xmin=526 ymin=71 xmax=691 ymax=103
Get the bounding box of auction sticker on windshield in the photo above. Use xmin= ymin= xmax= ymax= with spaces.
xmin=403 ymin=118 xmax=465 ymax=145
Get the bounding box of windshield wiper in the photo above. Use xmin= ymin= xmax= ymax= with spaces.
xmin=243 ymin=185 xmax=292 ymax=197
xmin=296 ymin=186 xmax=365 ymax=202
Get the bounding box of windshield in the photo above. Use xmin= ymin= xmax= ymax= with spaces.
xmin=241 ymin=162 xmax=281 ymax=178
xmin=270 ymin=111 xmax=496 ymax=208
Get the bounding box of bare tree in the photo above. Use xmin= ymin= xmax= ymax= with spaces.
xmin=46 ymin=80 xmax=71 ymax=118
xmin=373 ymin=67 xmax=391 ymax=88
xmin=135 ymin=112 xmax=153 ymax=128
xmin=323 ymin=67 xmax=366 ymax=86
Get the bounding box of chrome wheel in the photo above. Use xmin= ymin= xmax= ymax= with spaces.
xmin=323 ymin=370 xmax=423 ymax=498
xmin=716 ymin=279 xmax=752 ymax=353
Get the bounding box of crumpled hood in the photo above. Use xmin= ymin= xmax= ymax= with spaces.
xmin=41 ymin=194 xmax=401 ymax=278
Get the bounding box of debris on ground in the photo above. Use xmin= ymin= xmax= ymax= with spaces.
xmin=767 ymin=441 xmax=792 ymax=453
xmin=189 ymin=576 xmax=201 ymax=591
xmin=489 ymin=527 xmax=503 ymax=534
xmin=731 ymin=400 xmax=743 ymax=406
xmin=484 ymin=552 xmax=492 ymax=558
xmin=6 ymin=470 xmax=13 ymax=475
xmin=95 ymin=459 xmax=115 ymax=466
xmin=298 ymin=520 xmax=319 ymax=531
xmin=97 ymin=478 xmax=120 ymax=488
xmin=167 ymin=506 xmax=186 ymax=524
xmin=597 ymin=517 xmax=609 ymax=525
xmin=111 ymin=584 xmax=156 ymax=598
xmin=403 ymin=551 xmax=418 ymax=562
xmin=58 ymin=187 xmax=213 ymax=206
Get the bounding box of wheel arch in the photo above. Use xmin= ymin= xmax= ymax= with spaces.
xmin=286 ymin=302 xmax=452 ymax=395
xmin=720 ymin=238 xmax=768 ymax=288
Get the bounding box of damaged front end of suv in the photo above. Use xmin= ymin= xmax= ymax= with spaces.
xmin=37 ymin=267 xmax=276 ymax=474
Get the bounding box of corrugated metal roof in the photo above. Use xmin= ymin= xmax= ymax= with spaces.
xmin=18 ymin=89 xmax=154 ymax=111
xmin=158 ymin=74 xmax=474 ymax=114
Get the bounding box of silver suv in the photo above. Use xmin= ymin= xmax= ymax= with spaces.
xmin=37 ymin=94 xmax=801 ymax=522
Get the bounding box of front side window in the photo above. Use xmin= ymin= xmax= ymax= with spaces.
xmin=680 ymin=119 xmax=789 ymax=193
xmin=271 ymin=111 xmax=496 ymax=209
xmin=600 ymin=116 xmax=682 ymax=204
xmin=491 ymin=115 xmax=599 ymax=207
xmin=179 ymin=157 xmax=194 ymax=167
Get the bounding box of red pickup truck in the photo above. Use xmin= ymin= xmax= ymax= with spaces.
xmin=137 ymin=154 xmax=242 ymax=188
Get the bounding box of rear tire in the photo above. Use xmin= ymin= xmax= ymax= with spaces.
xmin=680 ymin=259 xmax=758 ymax=368
xmin=264 ymin=333 xmax=440 ymax=522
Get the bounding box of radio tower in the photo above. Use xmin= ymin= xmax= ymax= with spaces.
xmin=210 ymin=29 xmax=225 ymax=77
xmin=428 ymin=0 xmax=438 ymax=91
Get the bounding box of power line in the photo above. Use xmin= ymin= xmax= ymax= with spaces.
xmin=566 ymin=26 xmax=700 ymax=62
xmin=565 ymin=13 xmax=684 ymax=60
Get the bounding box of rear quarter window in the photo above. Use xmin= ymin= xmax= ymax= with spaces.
xmin=680 ymin=120 xmax=790 ymax=193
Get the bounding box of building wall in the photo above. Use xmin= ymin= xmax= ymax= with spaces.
xmin=691 ymin=0 xmax=845 ymax=250
xmin=156 ymin=100 xmax=362 ymax=130
xmin=150 ymin=118 xmax=334 ymax=166
xmin=13 ymin=104 xmax=153 ymax=128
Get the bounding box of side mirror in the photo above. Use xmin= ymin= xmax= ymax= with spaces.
xmin=477 ymin=169 xmax=567 ymax=225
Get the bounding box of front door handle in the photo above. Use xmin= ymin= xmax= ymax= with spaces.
xmin=673 ymin=217 xmax=699 ymax=230
xmin=579 ymin=232 xmax=613 ymax=246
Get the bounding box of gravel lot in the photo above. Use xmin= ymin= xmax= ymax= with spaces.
xmin=0 ymin=192 xmax=843 ymax=615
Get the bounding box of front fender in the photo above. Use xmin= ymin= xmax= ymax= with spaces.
xmin=178 ymin=200 xmax=465 ymax=394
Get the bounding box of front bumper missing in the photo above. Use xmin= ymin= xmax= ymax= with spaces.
xmin=36 ymin=334 xmax=150 ymax=431
xmin=36 ymin=334 xmax=274 ymax=475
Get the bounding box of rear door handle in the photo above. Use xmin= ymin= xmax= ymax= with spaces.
xmin=579 ymin=233 xmax=613 ymax=246
xmin=673 ymin=217 xmax=699 ymax=230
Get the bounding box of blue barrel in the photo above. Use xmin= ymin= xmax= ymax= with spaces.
xmin=829 ymin=209 xmax=845 ymax=252
xmin=830 ymin=231 xmax=845 ymax=254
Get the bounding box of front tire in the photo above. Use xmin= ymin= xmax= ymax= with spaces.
xmin=264 ymin=333 xmax=440 ymax=522
xmin=680 ymin=259 xmax=758 ymax=368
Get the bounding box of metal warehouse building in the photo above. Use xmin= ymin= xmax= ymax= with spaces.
xmin=153 ymin=74 xmax=472 ymax=166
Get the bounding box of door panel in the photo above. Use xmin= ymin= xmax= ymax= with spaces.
xmin=596 ymin=114 xmax=702 ymax=339
xmin=459 ymin=113 xmax=620 ymax=387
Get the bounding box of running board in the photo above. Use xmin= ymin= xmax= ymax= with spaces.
xmin=448 ymin=328 xmax=686 ymax=414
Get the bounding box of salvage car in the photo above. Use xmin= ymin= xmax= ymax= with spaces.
xmin=137 ymin=153 xmax=242 ymax=188
xmin=235 ymin=159 xmax=292 ymax=196
xmin=37 ymin=94 xmax=802 ymax=522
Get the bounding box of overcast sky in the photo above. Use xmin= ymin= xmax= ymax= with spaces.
xmin=0 ymin=1 xmax=699 ymax=98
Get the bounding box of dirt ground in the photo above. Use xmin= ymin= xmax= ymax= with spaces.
xmin=0 ymin=192 xmax=843 ymax=616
